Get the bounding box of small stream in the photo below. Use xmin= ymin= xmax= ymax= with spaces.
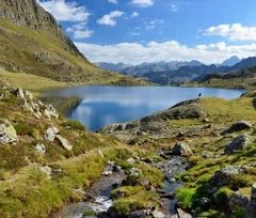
xmin=51 ymin=156 xmax=189 ymax=218
xmin=51 ymin=170 xmax=126 ymax=218
xmin=158 ymin=156 xmax=189 ymax=216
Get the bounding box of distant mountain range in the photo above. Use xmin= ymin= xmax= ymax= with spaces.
xmin=96 ymin=56 xmax=256 ymax=85
xmin=96 ymin=60 xmax=204 ymax=76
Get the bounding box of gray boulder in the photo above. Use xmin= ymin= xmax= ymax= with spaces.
xmin=222 ymin=121 xmax=252 ymax=134
xmin=224 ymin=135 xmax=250 ymax=154
xmin=211 ymin=166 xmax=245 ymax=187
xmin=0 ymin=120 xmax=18 ymax=143
xmin=172 ymin=142 xmax=193 ymax=156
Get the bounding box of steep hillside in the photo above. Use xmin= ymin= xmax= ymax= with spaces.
xmin=0 ymin=0 xmax=145 ymax=85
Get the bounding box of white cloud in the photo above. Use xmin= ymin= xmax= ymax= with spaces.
xmin=38 ymin=0 xmax=93 ymax=39
xmin=131 ymin=0 xmax=154 ymax=8
xmin=131 ymin=12 xmax=139 ymax=18
xmin=145 ymin=19 xmax=164 ymax=30
xmin=37 ymin=0 xmax=90 ymax=22
xmin=204 ymin=23 xmax=256 ymax=41
xmin=75 ymin=40 xmax=256 ymax=64
xmin=170 ymin=3 xmax=179 ymax=12
xmin=67 ymin=24 xmax=94 ymax=39
xmin=97 ymin=11 xmax=124 ymax=26
xmin=108 ymin=0 xmax=118 ymax=4
xmin=66 ymin=22 xmax=94 ymax=39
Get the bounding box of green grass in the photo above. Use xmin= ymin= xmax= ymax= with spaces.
xmin=0 ymin=19 xmax=148 ymax=85
xmin=111 ymin=186 xmax=159 ymax=216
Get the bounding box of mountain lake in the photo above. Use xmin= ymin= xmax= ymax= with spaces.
xmin=46 ymin=86 xmax=244 ymax=131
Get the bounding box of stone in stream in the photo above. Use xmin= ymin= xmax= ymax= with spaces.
xmin=172 ymin=142 xmax=193 ymax=156
xmin=91 ymin=196 xmax=113 ymax=213
xmin=177 ymin=208 xmax=192 ymax=218
xmin=102 ymin=171 xmax=113 ymax=176
xmin=151 ymin=210 xmax=166 ymax=218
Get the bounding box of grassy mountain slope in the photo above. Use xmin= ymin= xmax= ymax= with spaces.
xmin=0 ymin=0 xmax=147 ymax=85
xmin=0 ymin=80 xmax=163 ymax=217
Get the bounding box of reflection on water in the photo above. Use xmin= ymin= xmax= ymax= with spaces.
xmin=47 ymin=86 xmax=244 ymax=131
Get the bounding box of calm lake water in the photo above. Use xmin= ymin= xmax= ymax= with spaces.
xmin=48 ymin=86 xmax=244 ymax=131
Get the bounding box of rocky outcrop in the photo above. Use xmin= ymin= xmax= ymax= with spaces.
xmin=0 ymin=0 xmax=84 ymax=58
xmin=0 ymin=119 xmax=18 ymax=143
xmin=14 ymin=87 xmax=59 ymax=120
xmin=140 ymin=102 xmax=207 ymax=123
xmin=224 ymin=135 xmax=250 ymax=154
xmin=0 ymin=0 xmax=135 ymax=84
xmin=99 ymin=100 xmax=208 ymax=144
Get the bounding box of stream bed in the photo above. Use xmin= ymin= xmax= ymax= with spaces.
xmin=51 ymin=155 xmax=189 ymax=218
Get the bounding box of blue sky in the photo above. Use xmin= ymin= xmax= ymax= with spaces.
xmin=38 ymin=0 xmax=256 ymax=64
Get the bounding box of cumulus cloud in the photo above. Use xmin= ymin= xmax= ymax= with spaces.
xmin=97 ymin=11 xmax=124 ymax=26
xmin=75 ymin=40 xmax=256 ymax=64
xmin=131 ymin=12 xmax=139 ymax=18
xmin=37 ymin=0 xmax=94 ymax=39
xmin=37 ymin=0 xmax=90 ymax=22
xmin=66 ymin=22 xmax=94 ymax=39
xmin=108 ymin=0 xmax=118 ymax=4
xmin=204 ymin=23 xmax=256 ymax=41
xmin=170 ymin=3 xmax=179 ymax=12
xmin=131 ymin=0 xmax=154 ymax=8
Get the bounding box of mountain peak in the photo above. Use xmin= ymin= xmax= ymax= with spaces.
xmin=221 ymin=56 xmax=241 ymax=67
